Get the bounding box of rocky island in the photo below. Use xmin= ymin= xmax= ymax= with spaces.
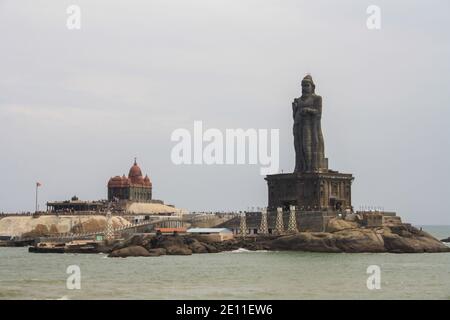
xmin=105 ymin=218 xmax=449 ymax=258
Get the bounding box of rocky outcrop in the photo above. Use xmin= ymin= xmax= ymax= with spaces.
xmin=267 ymin=224 xmax=449 ymax=253
xmin=112 ymin=234 xmax=153 ymax=251
xmin=325 ymin=218 xmax=358 ymax=233
xmin=22 ymin=224 xmax=52 ymax=238
xmin=108 ymin=234 xmax=216 ymax=257
xmin=105 ymin=222 xmax=449 ymax=258
xmin=185 ymin=237 xmax=220 ymax=253
xmin=152 ymin=234 xmax=193 ymax=255
xmin=441 ymin=237 xmax=450 ymax=243
xmin=166 ymin=246 xmax=192 ymax=255
xmin=269 ymin=229 xmax=384 ymax=253
xmin=0 ymin=215 xmax=130 ymax=237
xmin=202 ymin=243 xmax=219 ymax=253
xmin=108 ymin=245 xmax=151 ymax=258
xmin=187 ymin=239 xmax=208 ymax=253
xmin=382 ymin=226 xmax=449 ymax=253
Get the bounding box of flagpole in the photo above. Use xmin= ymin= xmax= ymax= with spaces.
xmin=35 ymin=183 xmax=38 ymax=213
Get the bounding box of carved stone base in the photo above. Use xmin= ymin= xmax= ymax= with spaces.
xmin=265 ymin=171 xmax=354 ymax=211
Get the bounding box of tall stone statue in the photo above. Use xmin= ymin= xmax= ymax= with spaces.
xmin=292 ymin=75 xmax=326 ymax=172
xmin=266 ymin=75 xmax=353 ymax=212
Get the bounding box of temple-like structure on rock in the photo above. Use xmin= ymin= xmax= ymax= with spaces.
xmin=265 ymin=75 xmax=354 ymax=212
xmin=46 ymin=159 xmax=180 ymax=217
xmin=108 ymin=159 xmax=152 ymax=203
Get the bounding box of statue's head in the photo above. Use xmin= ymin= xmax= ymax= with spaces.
xmin=301 ymin=75 xmax=315 ymax=95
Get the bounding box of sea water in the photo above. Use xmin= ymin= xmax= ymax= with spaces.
xmin=0 ymin=226 xmax=449 ymax=300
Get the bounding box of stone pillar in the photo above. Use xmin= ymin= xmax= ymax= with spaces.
xmin=239 ymin=213 xmax=247 ymax=238
xmin=275 ymin=207 xmax=284 ymax=235
xmin=259 ymin=207 xmax=269 ymax=235
xmin=287 ymin=205 xmax=298 ymax=233
xmin=105 ymin=211 xmax=114 ymax=241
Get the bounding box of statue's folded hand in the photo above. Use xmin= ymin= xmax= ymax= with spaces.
xmin=304 ymin=107 xmax=318 ymax=114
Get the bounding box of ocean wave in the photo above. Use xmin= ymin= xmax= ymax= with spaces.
xmin=230 ymin=248 xmax=271 ymax=253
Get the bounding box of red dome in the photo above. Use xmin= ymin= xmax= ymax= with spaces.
xmin=108 ymin=159 xmax=152 ymax=188
xmin=122 ymin=175 xmax=130 ymax=186
xmin=144 ymin=175 xmax=152 ymax=187
xmin=128 ymin=160 xmax=143 ymax=183
xmin=108 ymin=176 xmax=125 ymax=188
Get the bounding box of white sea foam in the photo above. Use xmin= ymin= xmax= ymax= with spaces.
xmin=231 ymin=248 xmax=250 ymax=253
xmin=230 ymin=248 xmax=270 ymax=253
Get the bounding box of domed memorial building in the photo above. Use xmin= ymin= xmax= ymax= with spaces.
xmin=105 ymin=159 xmax=181 ymax=217
xmin=108 ymin=159 xmax=152 ymax=203
xmin=46 ymin=158 xmax=182 ymax=217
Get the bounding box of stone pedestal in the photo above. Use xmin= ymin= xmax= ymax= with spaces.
xmin=265 ymin=171 xmax=354 ymax=211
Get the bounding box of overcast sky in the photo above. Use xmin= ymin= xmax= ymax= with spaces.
xmin=1 ymin=0 xmax=449 ymax=225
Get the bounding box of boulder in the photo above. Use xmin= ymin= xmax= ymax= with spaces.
xmin=147 ymin=248 xmax=167 ymax=256
xmin=441 ymin=237 xmax=450 ymax=243
xmin=112 ymin=234 xmax=154 ymax=251
xmin=188 ymin=240 xmax=209 ymax=254
xmin=333 ymin=229 xmax=386 ymax=252
xmin=325 ymin=218 xmax=358 ymax=233
xmin=203 ymin=243 xmax=219 ymax=253
xmin=152 ymin=234 xmax=185 ymax=249
xmin=22 ymin=224 xmax=51 ymax=238
xmin=382 ymin=226 xmax=449 ymax=253
xmin=150 ymin=234 xmax=193 ymax=255
xmin=269 ymin=232 xmax=342 ymax=253
xmin=108 ymin=245 xmax=150 ymax=258
xmin=166 ymin=246 xmax=192 ymax=255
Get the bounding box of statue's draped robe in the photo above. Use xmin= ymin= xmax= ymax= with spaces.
xmin=293 ymin=94 xmax=325 ymax=172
